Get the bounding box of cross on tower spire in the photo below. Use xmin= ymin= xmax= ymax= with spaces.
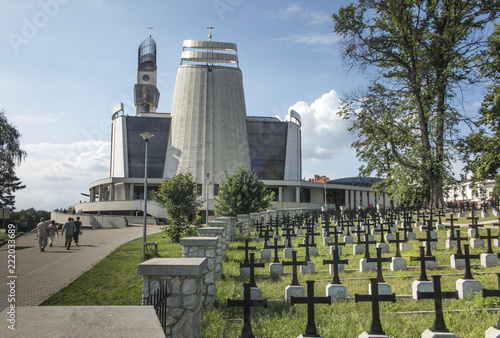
xmin=207 ymin=24 xmax=215 ymax=41
xmin=148 ymin=26 xmax=153 ymax=37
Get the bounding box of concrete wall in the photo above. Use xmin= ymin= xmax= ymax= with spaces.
xmin=50 ymin=212 xmax=129 ymax=229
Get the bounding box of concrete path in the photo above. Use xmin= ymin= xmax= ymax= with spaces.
xmin=0 ymin=224 xmax=162 ymax=312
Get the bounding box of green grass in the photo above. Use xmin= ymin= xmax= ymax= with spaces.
xmin=41 ymin=214 xmax=500 ymax=337
xmin=41 ymin=232 xmax=182 ymax=305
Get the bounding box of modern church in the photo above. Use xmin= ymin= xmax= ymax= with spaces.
xmin=77 ymin=32 xmax=389 ymax=220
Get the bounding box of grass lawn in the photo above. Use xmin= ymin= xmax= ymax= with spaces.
xmin=41 ymin=213 xmax=500 ymax=337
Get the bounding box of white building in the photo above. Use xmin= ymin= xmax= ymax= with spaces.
xmin=76 ymin=33 xmax=389 ymax=220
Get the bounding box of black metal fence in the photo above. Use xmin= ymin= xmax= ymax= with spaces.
xmin=144 ymin=282 xmax=169 ymax=335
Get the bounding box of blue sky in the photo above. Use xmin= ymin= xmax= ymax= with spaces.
xmin=0 ymin=0 xmax=477 ymax=211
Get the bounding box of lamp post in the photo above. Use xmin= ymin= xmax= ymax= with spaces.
xmin=206 ymin=173 xmax=211 ymax=223
xmin=140 ymin=132 xmax=154 ymax=255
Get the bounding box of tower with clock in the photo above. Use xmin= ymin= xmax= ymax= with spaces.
xmin=134 ymin=27 xmax=160 ymax=115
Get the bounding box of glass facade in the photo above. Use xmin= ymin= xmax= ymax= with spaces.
xmin=247 ymin=120 xmax=287 ymax=180
xmin=126 ymin=116 xmax=170 ymax=178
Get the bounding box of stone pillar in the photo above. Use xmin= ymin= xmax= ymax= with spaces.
xmin=180 ymin=237 xmax=218 ymax=309
xmin=208 ymin=220 xmax=230 ymax=251
xmin=138 ymin=258 xmax=207 ymax=338
xmin=213 ymin=217 xmax=238 ymax=241
xmin=237 ymin=214 xmax=251 ymax=237
xmin=197 ymin=227 xmax=225 ymax=276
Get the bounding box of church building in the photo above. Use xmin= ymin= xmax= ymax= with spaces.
xmin=77 ymin=31 xmax=388 ymax=220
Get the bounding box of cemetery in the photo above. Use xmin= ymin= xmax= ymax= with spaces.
xmin=36 ymin=205 xmax=500 ymax=337
xmin=135 ymin=206 xmax=500 ymax=337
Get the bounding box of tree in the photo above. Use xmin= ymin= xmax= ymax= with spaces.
xmin=215 ymin=165 xmax=274 ymax=217
xmin=0 ymin=110 xmax=26 ymax=208
xmin=459 ymin=23 xmax=500 ymax=189
xmin=153 ymin=170 xmax=201 ymax=243
xmin=333 ymin=0 xmax=499 ymax=208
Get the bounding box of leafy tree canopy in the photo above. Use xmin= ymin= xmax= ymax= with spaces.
xmin=0 ymin=110 xmax=27 ymax=208
xmin=215 ymin=164 xmax=274 ymax=217
xmin=153 ymin=170 xmax=201 ymax=243
xmin=333 ymin=0 xmax=499 ymax=208
xmin=459 ymin=23 xmax=500 ymax=187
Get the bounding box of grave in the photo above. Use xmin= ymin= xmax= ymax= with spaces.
xmin=283 ymin=250 xmax=307 ymax=302
xmin=269 ymin=237 xmax=285 ymax=275
xmin=227 ymin=283 xmax=267 ymax=338
xmin=323 ymin=248 xmax=348 ymax=300
xmin=455 ymin=244 xmax=482 ymax=299
xmin=411 ymin=246 xmax=436 ymax=300
xmin=359 ymin=234 xmax=377 ymax=272
xmin=355 ymin=278 xmax=396 ymax=338
xmin=367 ymin=247 xmax=392 ymax=295
xmin=481 ymin=273 xmax=500 ymax=338
xmin=291 ymin=280 xmax=331 ymax=338
xmin=353 ymin=222 xmax=367 ymax=255
xmin=388 ymin=232 xmax=407 ymax=271
xmin=240 ymin=253 xmax=265 ymax=300
xmin=445 ymin=214 xmax=459 ymax=249
xmin=298 ymin=236 xmax=316 ymax=274
xmin=238 ymin=239 xmax=256 ymax=278
xmin=449 ymin=228 xmax=467 ymax=268
xmin=417 ymin=275 xmax=458 ymax=338
xmin=480 ymin=229 xmax=499 ymax=267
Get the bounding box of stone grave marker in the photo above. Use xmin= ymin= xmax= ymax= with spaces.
xmin=455 ymin=244 xmax=482 ymax=299
xmin=298 ymin=233 xmax=316 ymax=273
xmin=240 ymin=253 xmax=265 ymax=300
xmin=480 ymin=228 xmax=499 ymax=267
xmin=227 ymin=283 xmax=267 ymax=338
xmin=283 ymin=250 xmax=307 ymax=302
xmin=411 ymin=246 xmax=436 ymax=300
xmin=355 ymin=278 xmax=396 ymax=338
xmin=417 ymin=275 xmax=458 ymax=338
xmin=388 ymin=232 xmax=407 ymax=271
xmin=367 ymin=247 xmax=392 ymax=295
xmin=450 ymin=230 xmax=468 ymax=269
xmin=269 ymin=237 xmax=285 ymax=276
xmin=238 ymin=239 xmax=256 ymax=278
xmin=323 ymin=248 xmax=348 ymax=300
xmin=359 ymin=233 xmax=377 ymax=272
xmin=291 ymin=280 xmax=331 ymax=338
xmin=481 ymin=273 xmax=500 ymax=337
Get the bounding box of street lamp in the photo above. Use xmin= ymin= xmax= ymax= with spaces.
xmin=206 ymin=173 xmax=212 ymax=223
xmin=140 ymin=132 xmax=154 ymax=255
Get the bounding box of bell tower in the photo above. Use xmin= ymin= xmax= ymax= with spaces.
xmin=134 ymin=27 xmax=160 ymax=115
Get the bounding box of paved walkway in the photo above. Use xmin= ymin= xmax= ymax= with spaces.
xmin=0 ymin=224 xmax=162 ymax=311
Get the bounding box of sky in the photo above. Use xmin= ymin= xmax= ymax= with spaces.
xmin=0 ymin=0 xmax=481 ymax=212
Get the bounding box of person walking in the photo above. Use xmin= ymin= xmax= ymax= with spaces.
xmin=73 ymin=216 xmax=82 ymax=246
xmin=48 ymin=220 xmax=59 ymax=247
xmin=61 ymin=217 xmax=76 ymax=250
xmin=36 ymin=218 xmax=49 ymax=252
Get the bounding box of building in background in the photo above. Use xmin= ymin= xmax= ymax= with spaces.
xmin=76 ymin=33 xmax=388 ymax=220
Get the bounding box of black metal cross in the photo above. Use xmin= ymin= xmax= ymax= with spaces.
xmin=227 ymin=283 xmax=267 ymax=338
xmin=355 ymin=278 xmax=396 ymax=335
xmin=330 ymin=224 xmax=346 ymax=251
xmin=353 ymin=222 xmax=366 ymax=245
xmin=445 ymin=213 xmax=459 ymax=240
xmin=388 ymin=232 xmax=404 ymax=258
xmin=361 ymin=233 xmax=377 ymax=259
xmin=282 ymin=250 xmax=307 ymax=286
xmin=377 ymin=221 xmax=390 ymax=244
xmin=367 ymin=247 xmax=392 ymax=283
xmin=291 ymin=280 xmax=331 ymax=337
xmin=467 ymin=215 xmax=483 ymax=239
xmin=480 ymin=228 xmax=498 ymax=254
xmin=269 ymin=237 xmax=285 ymax=263
xmin=240 ymin=253 xmax=265 ymax=287
xmin=282 ymin=226 xmax=295 ymax=249
xmin=482 ymin=273 xmax=500 ymax=329
xmin=259 ymin=227 xmax=272 ymax=249
xmin=323 ymin=248 xmax=348 ymax=285
xmin=418 ymin=228 xmax=438 ymax=257
xmin=417 ymin=275 xmax=458 ymax=333
xmin=298 ymin=232 xmax=316 ymax=262
xmin=454 ymin=229 xmax=468 ymax=256
xmin=238 ymin=239 xmax=256 ymax=264
xmin=455 ymin=244 xmax=480 ymax=280
xmin=410 ymin=246 xmax=436 ymax=281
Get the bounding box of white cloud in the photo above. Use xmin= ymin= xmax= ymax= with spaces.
xmin=277 ymin=32 xmax=340 ymax=45
xmin=14 ymin=140 xmax=110 ymax=211
xmin=265 ymin=3 xmax=331 ymax=25
xmin=287 ymin=89 xmax=354 ymax=162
